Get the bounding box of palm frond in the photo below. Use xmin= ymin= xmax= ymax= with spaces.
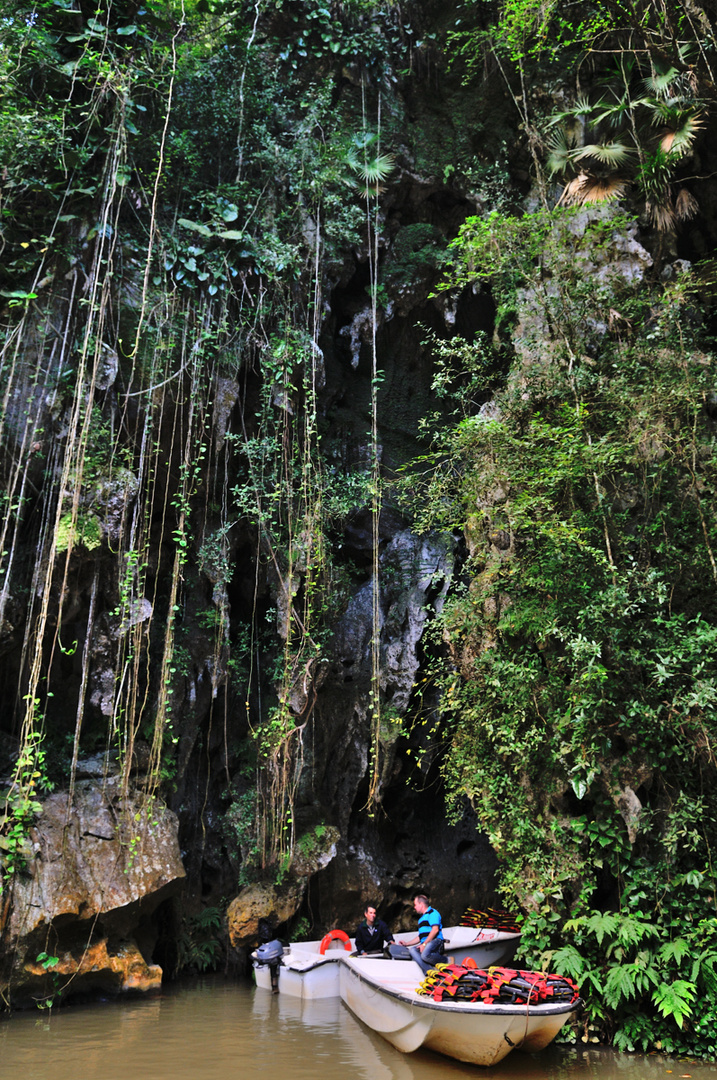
xmin=649 ymin=96 xmax=701 ymax=122
xmin=558 ymin=173 xmax=627 ymax=207
xmin=659 ymin=112 xmax=704 ymax=157
xmin=344 ymin=150 xmax=395 ymax=185
xmin=573 ymin=140 xmax=634 ymax=167
xmin=571 ymin=95 xmax=596 ymax=118
xmin=645 ymin=198 xmax=676 ymax=232
xmin=545 ymin=129 xmax=576 ymax=176
xmin=593 ymin=94 xmax=653 ymax=129
xmin=675 ymin=187 xmax=699 ymax=221
xmin=677 ymin=39 xmax=700 ymax=67
xmin=642 ymin=67 xmax=680 ymax=98
xmin=595 ymin=54 xmax=637 ymax=92
xmin=342 ymin=131 xmax=396 ymax=188
xmin=650 ymin=100 xmax=681 ymax=126
xmin=547 ymin=95 xmax=595 ymax=126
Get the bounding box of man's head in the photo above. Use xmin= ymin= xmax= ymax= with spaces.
xmin=413 ymin=894 xmax=430 ymax=914
xmin=365 ymin=904 xmax=377 ymax=925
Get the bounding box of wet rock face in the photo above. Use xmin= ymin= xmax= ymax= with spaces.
xmin=0 ymin=780 xmax=185 ymax=1007
xmin=227 ymin=881 xmax=305 ymax=951
xmin=220 ymin=529 xmax=499 ymax=950
xmin=308 ymin=801 xmax=500 ymax=937
xmin=512 ymin=205 xmax=653 ymax=372
xmin=307 ymin=527 xmax=455 ymax=835
xmin=227 ymin=825 xmax=340 ymax=958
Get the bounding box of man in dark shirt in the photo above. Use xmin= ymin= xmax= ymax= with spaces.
xmin=355 ymin=903 xmax=395 ymax=954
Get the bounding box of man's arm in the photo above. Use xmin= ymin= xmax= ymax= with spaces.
xmin=416 ymin=925 xmax=438 ymax=951
xmin=379 ymin=919 xmax=394 ymax=944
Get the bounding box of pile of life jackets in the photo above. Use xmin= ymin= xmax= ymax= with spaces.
xmin=460 ymin=907 xmax=522 ymax=934
xmin=417 ymin=959 xmax=580 ymax=1006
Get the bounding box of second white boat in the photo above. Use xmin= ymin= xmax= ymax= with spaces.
xmin=253 ymin=924 xmax=522 ymax=1000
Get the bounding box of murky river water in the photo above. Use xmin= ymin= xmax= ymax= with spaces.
xmin=1 ymin=977 xmax=717 ymax=1080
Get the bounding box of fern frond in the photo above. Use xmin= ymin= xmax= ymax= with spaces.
xmin=584 ymin=911 xmax=619 ymax=946
xmin=659 ymin=937 xmax=691 ymax=965
xmin=692 ymin=952 xmax=717 ymax=992
xmin=605 ymin=963 xmax=640 ymax=1007
xmin=551 ymin=944 xmax=587 ymax=981
xmin=584 ymin=968 xmax=605 ymax=995
xmin=615 ymin=915 xmax=660 ymax=948
xmin=651 ymin=980 xmax=696 ymax=1028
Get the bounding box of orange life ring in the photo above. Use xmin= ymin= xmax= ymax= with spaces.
xmin=319 ymin=929 xmax=352 ymax=955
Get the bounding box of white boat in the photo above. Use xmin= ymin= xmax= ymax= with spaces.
xmin=252 ymin=924 xmax=521 ymax=1000
xmin=338 ymin=955 xmax=579 ymax=1067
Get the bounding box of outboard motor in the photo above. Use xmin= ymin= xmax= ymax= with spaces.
xmin=254 ymin=938 xmax=284 ymax=994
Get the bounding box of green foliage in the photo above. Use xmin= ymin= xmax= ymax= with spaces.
xmin=410 ymin=197 xmax=717 ymax=1054
xmin=451 ymin=0 xmax=716 ymax=76
xmin=0 ymin=0 xmax=182 ymax=289
xmin=56 ymin=512 xmax=102 ymax=553
xmin=223 ymin=786 xmax=260 ymax=883
xmin=547 ymin=908 xmax=716 ymax=1051
xmin=546 ymin=60 xmax=705 ymax=227
xmin=342 ymin=131 xmax=396 ymax=187
xmin=0 ymin=728 xmax=52 ymax=887
xmin=652 ymin=981 xmax=695 ymax=1029
xmin=294 ymin=823 xmax=329 ymax=864
xmin=34 ymin=952 xmax=62 ymax=1009
xmin=176 ymin=905 xmax=223 ymax=973
xmin=268 ymin=0 xmax=416 ymax=79
xmin=447 ymin=0 xmax=610 ymax=74
xmin=382 ymin=224 xmax=446 ymax=289
xmin=290 ymin=915 xmax=312 ymax=941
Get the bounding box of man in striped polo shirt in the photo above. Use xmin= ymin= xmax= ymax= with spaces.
xmin=405 ymin=893 xmax=444 ymax=974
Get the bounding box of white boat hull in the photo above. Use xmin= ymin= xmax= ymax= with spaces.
xmin=253 ymin=952 xmax=345 ymax=999
xmin=338 ymin=956 xmax=578 ymax=1067
xmin=252 ymin=926 xmax=520 ymax=1001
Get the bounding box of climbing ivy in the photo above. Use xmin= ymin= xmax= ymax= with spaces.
xmin=407 ymin=198 xmax=717 ymax=1052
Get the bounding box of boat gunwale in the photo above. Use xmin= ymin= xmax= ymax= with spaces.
xmin=342 ymin=958 xmax=580 ymax=1018
xmin=281 ymin=955 xmax=345 ymax=971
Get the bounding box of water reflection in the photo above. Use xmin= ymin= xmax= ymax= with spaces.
xmin=0 ymin=977 xmax=715 ymax=1080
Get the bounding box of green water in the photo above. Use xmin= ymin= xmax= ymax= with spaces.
xmin=1 ymin=978 xmax=716 ymax=1080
